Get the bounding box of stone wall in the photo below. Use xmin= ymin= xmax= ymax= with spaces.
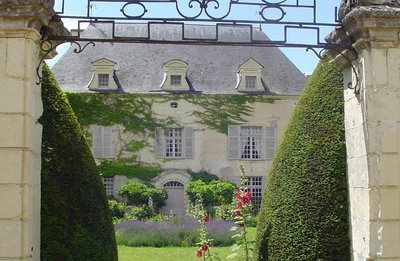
xmin=328 ymin=2 xmax=400 ymax=260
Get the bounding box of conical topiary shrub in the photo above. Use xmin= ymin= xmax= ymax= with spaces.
xmin=40 ymin=64 xmax=118 ymax=260
xmin=254 ymin=56 xmax=350 ymax=260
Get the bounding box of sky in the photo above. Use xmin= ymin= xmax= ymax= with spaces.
xmin=48 ymin=0 xmax=341 ymax=74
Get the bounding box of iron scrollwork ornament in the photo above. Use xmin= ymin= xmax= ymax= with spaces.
xmin=36 ymin=40 xmax=95 ymax=85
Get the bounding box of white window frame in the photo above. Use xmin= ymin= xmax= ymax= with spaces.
xmin=92 ymin=126 xmax=113 ymax=159
xmin=245 ymin=76 xmax=257 ymax=89
xmin=102 ymin=177 xmax=114 ymax=196
xmin=240 ymin=126 xmax=263 ymax=160
xmin=98 ymin=73 xmax=110 ymax=88
xmin=228 ymin=125 xmax=276 ymax=161
xmin=245 ymin=176 xmax=263 ymax=211
xmin=170 ymin=75 xmax=182 ymax=85
xmin=155 ymin=127 xmax=194 ymax=159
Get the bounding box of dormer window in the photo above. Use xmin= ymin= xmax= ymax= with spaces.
xmin=161 ymin=60 xmax=190 ymax=92
xmin=245 ymin=76 xmax=256 ymax=89
xmin=236 ymin=58 xmax=265 ymax=92
xmin=98 ymin=74 xmax=110 ymax=88
xmin=170 ymin=75 xmax=182 ymax=85
xmin=88 ymin=58 xmax=119 ymax=91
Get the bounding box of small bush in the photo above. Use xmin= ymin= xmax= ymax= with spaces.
xmin=187 ymin=169 xmax=219 ymax=182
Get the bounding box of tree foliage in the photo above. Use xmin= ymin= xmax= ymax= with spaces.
xmin=40 ymin=64 xmax=118 ymax=260
xmin=185 ymin=179 xmax=237 ymax=207
xmin=254 ymin=57 xmax=350 ymax=260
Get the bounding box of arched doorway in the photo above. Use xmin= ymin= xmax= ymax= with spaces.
xmin=162 ymin=181 xmax=185 ymax=216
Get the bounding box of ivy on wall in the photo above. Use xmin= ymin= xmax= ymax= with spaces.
xmin=65 ymin=93 xmax=278 ymax=179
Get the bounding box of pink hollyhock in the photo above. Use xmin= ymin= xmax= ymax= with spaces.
xmin=243 ymin=195 xmax=251 ymax=204
xmin=235 ymin=210 xmax=241 ymax=217
xmin=196 ymin=250 xmax=202 ymax=257
xmin=203 ymin=215 xmax=209 ymax=223
xmin=201 ymin=245 xmax=209 ymax=251
xmin=237 ymin=202 xmax=243 ymax=209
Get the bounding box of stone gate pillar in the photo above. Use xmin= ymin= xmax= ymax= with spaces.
xmin=0 ymin=1 xmax=66 ymax=260
xmin=328 ymin=1 xmax=400 ymax=260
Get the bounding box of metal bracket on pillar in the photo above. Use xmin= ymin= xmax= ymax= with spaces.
xmin=306 ymin=46 xmax=360 ymax=94
xmin=36 ymin=38 xmax=95 ymax=85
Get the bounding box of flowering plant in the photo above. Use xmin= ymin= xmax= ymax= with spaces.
xmin=227 ymin=166 xmax=255 ymax=261
xmin=189 ymin=195 xmax=221 ymax=261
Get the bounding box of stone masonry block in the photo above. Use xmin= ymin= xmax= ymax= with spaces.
xmin=0 ymin=149 xmax=23 ymax=184
xmin=365 ymin=90 xmax=400 ymax=123
xmin=0 ymin=38 xmax=5 ymax=78
xmin=0 ymin=220 xmax=22 ymax=258
xmin=347 ymin=156 xmax=369 ymax=188
xmin=350 ymin=218 xmax=370 ymax=256
xmin=378 ymin=154 xmax=400 ymax=186
xmin=379 ymin=222 xmax=400 ymax=258
xmin=0 ymin=78 xmax=25 ymax=113
xmin=370 ymin=49 xmax=388 ymax=87
xmin=0 ymin=114 xmax=24 ymax=148
xmin=350 ymin=187 xmax=370 ymax=220
xmin=379 ymin=188 xmax=400 ymax=220
xmin=381 ymin=128 xmax=399 ymax=154
xmin=6 ymin=38 xmax=25 ymax=79
xmin=0 ymin=184 xmax=22 ymax=219
xmin=388 ymin=49 xmax=400 ymax=90
xmin=346 ymin=126 xmax=368 ymax=159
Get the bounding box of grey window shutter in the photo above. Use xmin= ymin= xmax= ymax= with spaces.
xmin=265 ymin=126 xmax=276 ymax=160
xmin=92 ymin=126 xmax=103 ymax=158
xmin=228 ymin=125 xmax=240 ymax=159
xmin=155 ymin=127 xmax=165 ymax=158
xmin=103 ymin=127 xmax=113 ymax=158
xmin=184 ymin=127 xmax=194 ymax=158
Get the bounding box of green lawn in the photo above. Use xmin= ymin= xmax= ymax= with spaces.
xmin=117 ymin=227 xmax=256 ymax=261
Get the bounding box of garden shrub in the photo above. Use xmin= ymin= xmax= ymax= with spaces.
xmin=117 ymin=181 xmax=167 ymax=209
xmin=40 ymin=64 xmax=117 ymax=260
xmin=185 ymin=180 xmax=237 ymax=209
xmin=109 ymin=199 xmax=126 ymax=222
xmin=254 ymin=57 xmax=350 ymax=260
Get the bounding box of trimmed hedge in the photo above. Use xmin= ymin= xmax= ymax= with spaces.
xmin=254 ymin=57 xmax=350 ymax=260
xmin=40 ymin=64 xmax=118 ymax=260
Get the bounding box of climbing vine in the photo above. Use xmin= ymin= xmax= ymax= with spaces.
xmin=65 ymin=93 xmax=277 ymax=179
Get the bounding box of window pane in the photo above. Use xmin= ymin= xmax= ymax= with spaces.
xmin=98 ymin=74 xmax=109 ymax=87
xmin=170 ymin=75 xmax=182 ymax=85
xmin=245 ymin=76 xmax=256 ymax=88
xmin=165 ymin=128 xmax=183 ymax=158
xmin=245 ymin=176 xmax=263 ymax=211
xmin=240 ymin=126 xmax=262 ymax=159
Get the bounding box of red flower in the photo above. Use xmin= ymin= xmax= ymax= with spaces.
xmin=247 ymin=188 xmax=252 ymax=197
xmin=237 ymin=202 xmax=243 ymax=209
xmin=196 ymin=250 xmax=202 ymax=257
xmin=201 ymin=245 xmax=209 ymax=251
xmin=203 ymin=215 xmax=209 ymax=223
xmin=243 ymin=195 xmax=251 ymax=204
xmin=235 ymin=210 xmax=241 ymax=217
xmin=234 ymin=189 xmax=242 ymax=200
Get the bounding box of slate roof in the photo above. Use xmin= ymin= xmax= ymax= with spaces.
xmin=52 ymin=23 xmax=306 ymax=95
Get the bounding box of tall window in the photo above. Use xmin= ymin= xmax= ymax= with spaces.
xmin=240 ymin=126 xmax=262 ymax=159
xmin=245 ymin=76 xmax=257 ymax=89
xmin=245 ymin=176 xmax=263 ymax=210
xmin=228 ymin=125 xmax=276 ymax=160
xmin=92 ymin=126 xmax=113 ymax=158
xmin=165 ymin=128 xmax=183 ymax=158
xmin=155 ymin=127 xmax=194 ymax=159
xmin=98 ymin=73 xmax=110 ymax=88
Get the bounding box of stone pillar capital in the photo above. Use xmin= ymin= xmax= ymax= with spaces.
xmin=0 ymin=0 xmax=57 ymax=32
